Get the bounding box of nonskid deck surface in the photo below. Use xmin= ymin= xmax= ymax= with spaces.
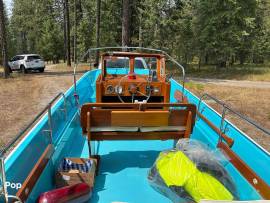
xmin=69 ymin=140 xmax=174 ymax=203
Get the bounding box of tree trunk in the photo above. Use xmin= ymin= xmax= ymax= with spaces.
xmin=95 ymin=0 xmax=101 ymax=64
xmin=63 ymin=0 xmax=66 ymax=63
xmin=64 ymin=0 xmax=71 ymax=66
xmin=122 ymin=0 xmax=130 ymax=47
xmin=74 ymin=0 xmax=77 ymax=63
xmin=239 ymin=53 xmax=245 ymax=65
xmin=76 ymin=0 xmax=83 ymax=22
xmin=139 ymin=16 xmax=142 ymax=47
xmin=0 ymin=0 xmax=9 ymax=78
xmin=198 ymin=55 xmax=201 ymax=71
xmin=204 ymin=53 xmax=208 ymax=65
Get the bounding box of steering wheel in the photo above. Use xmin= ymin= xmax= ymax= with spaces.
xmin=116 ymin=74 xmax=152 ymax=103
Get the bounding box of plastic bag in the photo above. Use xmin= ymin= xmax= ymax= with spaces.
xmin=148 ymin=139 xmax=239 ymax=203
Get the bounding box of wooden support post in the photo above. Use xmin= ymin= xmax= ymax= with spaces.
xmin=17 ymin=144 xmax=54 ymax=202
xmin=87 ymin=112 xmax=91 ymax=157
xmin=184 ymin=111 xmax=192 ymax=138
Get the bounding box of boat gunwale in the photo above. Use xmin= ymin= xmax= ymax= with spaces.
xmin=171 ymin=78 xmax=270 ymax=157
xmin=1 ymin=68 xmax=269 ymax=201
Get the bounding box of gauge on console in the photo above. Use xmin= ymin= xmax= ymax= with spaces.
xmin=106 ymin=85 xmax=114 ymax=94
xmin=115 ymin=85 xmax=123 ymax=94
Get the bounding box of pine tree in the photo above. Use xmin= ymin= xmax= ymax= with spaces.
xmin=0 ymin=0 xmax=9 ymax=78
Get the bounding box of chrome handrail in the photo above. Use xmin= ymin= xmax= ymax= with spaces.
xmin=0 ymin=92 xmax=67 ymax=202
xmin=73 ymin=46 xmax=186 ymax=102
xmin=0 ymin=158 xmax=8 ymax=202
xmin=198 ymin=93 xmax=270 ymax=144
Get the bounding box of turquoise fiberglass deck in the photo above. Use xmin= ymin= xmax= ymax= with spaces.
xmin=3 ymin=68 xmax=270 ymax=202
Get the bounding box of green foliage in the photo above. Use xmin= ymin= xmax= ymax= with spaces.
xmin=9 ymin=0 xmax=64 ymax=61
xmin=6 ymin=0 xmax=270 ymax=65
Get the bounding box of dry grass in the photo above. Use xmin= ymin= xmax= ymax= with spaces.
xmin=45 ymin=63 xmax=90 ymax=73
xmin=0 ymin=65 xmax=85 ymax=149
xmin=186 ymin=82 xmax=270 ymax=151
xmin=184 ymin=64 xmax=270 ymax=82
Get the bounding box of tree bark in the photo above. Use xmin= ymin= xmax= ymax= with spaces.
xmin=0 ymin=0 xmax=9 ymax=78
xmin=76 ymin=0 xmax=83 ymax=22
xmin=63 ymin=0 xmax=66 ymax=63
xmin=198 ymin=54 xmax=201 ymax=71
xmin=204 ymin=53 xmax=208 ymax=65
xmin=95 ymin=0 xmax=101 ymax=64
xmin=74 ymin=0 xmax=77 ymax=63
xmin=139 ymin=16 xmax=142 ymax=47
xmin=122 ymin=0 xmax=130 ymax=47
xmin=239 ymin=52 xmax=245 ymax=65
xmin=64 ymin=0 xmax=71 ymax=66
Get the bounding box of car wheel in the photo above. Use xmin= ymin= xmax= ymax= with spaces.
xmin=39 ymin=68 xmax=45 ymax=73
xmin=8 ymin=66 xmax=13 ymax=73
xmin=20 ymin=65 xmax=27 ymax=74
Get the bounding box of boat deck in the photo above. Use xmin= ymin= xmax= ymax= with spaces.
xmin=69 ymin=139 xmax=173 ymax=203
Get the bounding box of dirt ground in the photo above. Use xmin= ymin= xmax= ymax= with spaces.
xmin=187 ymin=83 xmax=270 ymax=151
xmin=0 ymin=65 xmax=269 ymax=152
xmin=0 ymin=65 xmax=87 ymax=147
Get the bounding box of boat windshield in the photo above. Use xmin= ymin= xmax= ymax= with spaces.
xmin=105 ymin=57 xmax=149 ymax=69
xmin=106 ymin=58 xmax=129 ymax=69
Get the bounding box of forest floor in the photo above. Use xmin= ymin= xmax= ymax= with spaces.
xmin=0 ymin=64 xmax=269 ymax=152
xmin=185 ymin=82 xmax=270 ymax=151
xmin=187 ymin=77 xmax=270 ymax=89
xmin=185 ymin=64 xmax=270 ymax=81
xmin=0 ymin=64 xmax=88 ymax=148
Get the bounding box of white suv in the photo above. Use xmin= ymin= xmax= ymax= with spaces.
xmin=8 ymin=54 xmax=45 ymax=73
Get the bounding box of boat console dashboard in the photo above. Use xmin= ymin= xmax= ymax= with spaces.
xmin=96 ymin=52 xmax=170 ymax=103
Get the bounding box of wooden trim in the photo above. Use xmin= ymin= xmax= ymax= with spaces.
xmin=87 ymin=112 xmax=91 ymax=141
xmin=16 ymin=144 xmax=54 ymax=202
xmin=91 ymin=131 xmax=185 ymax=141
xmin=129 ymin=56 xmax=135 ymax=74
xmin=156 ymin=57 xmax=161 ymax=78
xmin=164 ymin=83 xmax=171 ymax=103
xmin=81 ymin=102 xmax=196 ymax=109
xmin=184 ymin=111 xmax=192 ymax=138
xmin=218 ymin=142 xmax=270 ymax=198
xmin=111 ymin=111 xmax=169 ymax=127
xmin=197 ymin=112 xmax=234 ymax=147
xmin=101 ymin=55 xmax=105 ymax=80
xmin=174 ymin=90 xmax=188 ymax=103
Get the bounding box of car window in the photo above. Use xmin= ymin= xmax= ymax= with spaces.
xmin=11 ymin=56 xmax=19 ymax=61
xmin=19 ymin=56 xmax=25 ymax=60
xmin=106 ymin=58 xmax=129 ymax=68
xmin=135 ymin=60 xmax=145 ymax=69
xmin=27 ymin=55 xmax=41 ymax=61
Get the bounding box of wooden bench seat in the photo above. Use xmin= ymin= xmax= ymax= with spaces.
xmin=80 ymin=103 xmax=196 ymax=141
